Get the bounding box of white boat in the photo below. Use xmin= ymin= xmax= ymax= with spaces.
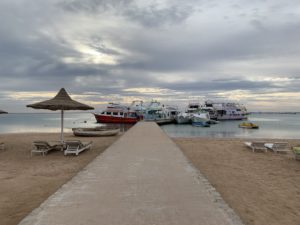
xmin=206 ymin=101 xmax=248 ymax=120
xmin=72 ymin=127 xmax=120 ymax=137
xmin=129 ymin=100 xmax=146 ymax=116
xmin=202 ymin=101 xmax=218 ymax=120
xmin=191 ymin=112 xmax=210 ymax=127
xmin=143 ymin=100 xmax=176 ymax=124
xmin=175 ymin=112 xmax=191 ymax=124
xmin=186 ymin=102 xmax=201 ymax=114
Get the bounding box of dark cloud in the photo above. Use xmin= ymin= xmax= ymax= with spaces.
xmin=59 ymin=0 xmax=200 ymax=27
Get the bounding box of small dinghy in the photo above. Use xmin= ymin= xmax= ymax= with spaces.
xmin=72 ymin=127 xmax=120 ymax=137
xmin=238 ymin=122 xmax=259 ymax=129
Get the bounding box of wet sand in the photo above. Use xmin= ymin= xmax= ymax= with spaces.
xmin=174 ymin=137 xmax=300 ymax=225
xmin=0 ymin=132 xmax=120 ymax=225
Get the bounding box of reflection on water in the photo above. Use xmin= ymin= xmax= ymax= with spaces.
xmin=249 ymin=117 xmax=280 ymax=122
xmin=161 ymin=113 xmax=300 ymax=139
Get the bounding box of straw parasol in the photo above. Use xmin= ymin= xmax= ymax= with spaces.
xmin=27 ymin=88 xmax=94 ymax=142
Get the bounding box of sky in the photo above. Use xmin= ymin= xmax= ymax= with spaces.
xmin=0 ymin=0 xmax=300 ymax=112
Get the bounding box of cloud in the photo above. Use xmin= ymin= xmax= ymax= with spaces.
xmin=59 ymin=0 xmax=199 ymax=27
xmin=0 ymin=0 xmax=300 ymax=112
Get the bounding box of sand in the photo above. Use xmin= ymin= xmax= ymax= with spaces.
xmin=174 ymin=138 xmax=300 ymax=225
xmin=0 ymin=132 xmax=120 ymax=225
xmin=1 ymin=133 xmax=300 ymax=225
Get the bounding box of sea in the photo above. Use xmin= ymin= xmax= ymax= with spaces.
xmin=0 ymin=112 xmax=299 ymax=139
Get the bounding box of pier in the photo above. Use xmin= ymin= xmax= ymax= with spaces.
xmin=19 ymin=122 xmax=243 ymax=225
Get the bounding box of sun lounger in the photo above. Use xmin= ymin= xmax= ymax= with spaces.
xmin=292 ymin=147 xmax=300 ymax=160
xmin=64 ymin=140 xmax=92 ymax=156
xmin=264 ymin=142 xmax=290 ymax=154
xmin=244 ymin=141 xmax=267 ymax=152
xmin=0 ymin=142 xmax=4 ymax=150
xmin=31 ymin=141 xmax=58 ymax=156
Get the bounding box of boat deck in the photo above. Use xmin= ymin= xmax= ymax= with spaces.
xmin=19 ymin=122 xmax=243 ymax=225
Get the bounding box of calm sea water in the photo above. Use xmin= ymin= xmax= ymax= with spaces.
xmin=0 ymin=112 xmax=98 ymax=134
xmin=0 ymin=113 xmax=299 ymax=139
xmin=161 ymin=113 xmax=300 ymax=139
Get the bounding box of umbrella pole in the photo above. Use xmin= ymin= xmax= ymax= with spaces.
xmin=61 ymin=109 xmax=64 ymax=143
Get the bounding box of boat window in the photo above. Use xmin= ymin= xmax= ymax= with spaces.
xmin=106 ymin=112 xmax=111 ymax=115
xmin=113 ymin=112 xmax=118 ymax=116
xmin=120 ymin=112 xmax=123 ymax=116
xmin=101 ymin=112 xmax=105 ymax=115
xmin=218 ymin=110 xmax=226 ymax=115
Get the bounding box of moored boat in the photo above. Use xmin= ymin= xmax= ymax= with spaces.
xmin=94 ymin=102 xmax=142 ymax=124
xmin=191 ymin=112 xmax=210 ymax=127
xmin=143 ymin=100 xmax=177 ymax=124
xmin=238 ymin=122 xmax=259 ymax=129
xmin=175 ymin=112 xmax=191 ymax=124
xmin=206 ymin=100 xmax=248 ymax=120
xmin=72 ymin=127 xmax=120 ymax=137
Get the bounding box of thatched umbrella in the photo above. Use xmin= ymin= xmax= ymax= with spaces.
xmin=27 ymin=88 xmax=94 ymax=143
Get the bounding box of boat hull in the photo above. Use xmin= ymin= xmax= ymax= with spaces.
xmin=192 ymin=121 xmax=210 ymax=127
xmin=94 ymin=114 xmax=140 ymax=124
xmin=144 ymin=118 xmax=175 ymax=125
xmin=217 ymin=114 xmax=247 ymax=120
xmin=72 ymin=128 xmax=120 ymax=137
xmin=191 ymin=113 xmax=210 ymax=127
xmin=176 ymin=115 xmax=191 ymax=124
xmin=176 ymin=117 xmax=190 ymax=124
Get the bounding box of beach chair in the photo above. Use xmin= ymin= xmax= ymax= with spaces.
xmin=31 ymin=141 xmax=58 ymax=156
xmin=264 ymin=142 xmax=290 ymax=154
xmin=244 ymin=141 xmax=267 ymax=152
xmin=292 ymin=147 xmax=300 ymax=160
xmin=64 ymin=140 xmax=92 ymax=156
xmin=0 ymin=142 xmax=4 ymax=150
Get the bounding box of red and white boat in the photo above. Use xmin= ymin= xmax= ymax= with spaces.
xmin=94 ymin=103 xmax=142 ymax=124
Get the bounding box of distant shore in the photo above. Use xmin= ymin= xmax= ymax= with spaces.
xmin=174 ymin=137 xmax=300 ymax=225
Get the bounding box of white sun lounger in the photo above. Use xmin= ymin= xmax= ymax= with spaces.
xmin=264 ymin=142 xmax=290 ymax=154
xmin=64 ymin=140 xmax=92 ymax=156
xmin=244 ymin=141 xmax=267 ymax=152
xmin=31 ymin=141 xmax=58 ymax=156
xmin=292 ymin=147 xmax=300 ymax=160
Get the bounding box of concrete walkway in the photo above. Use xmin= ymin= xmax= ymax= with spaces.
xmin=19 ymin=122 xmax=243 ymax=225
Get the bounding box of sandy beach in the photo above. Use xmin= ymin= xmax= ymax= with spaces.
xmin=174 ymin=137 xmax=300 ymax=225
xmin=1 ymin=133 xmax=300 ymax=225
xmin=0 ymin=132 xmax=120 ymax=225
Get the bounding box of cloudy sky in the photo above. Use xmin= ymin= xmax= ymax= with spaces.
xmin=1 ymin=0 xmax=300 ymax=112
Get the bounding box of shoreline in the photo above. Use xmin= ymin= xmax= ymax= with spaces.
xmin=2 ymin=131 xmax=300 ymax=140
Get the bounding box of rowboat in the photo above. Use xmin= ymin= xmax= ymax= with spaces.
xmin=72 ymin=127 xmax=120 ymax=137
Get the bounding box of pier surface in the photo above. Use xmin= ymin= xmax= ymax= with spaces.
xmin=19 ymin=122 xmax=243 ymax=225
